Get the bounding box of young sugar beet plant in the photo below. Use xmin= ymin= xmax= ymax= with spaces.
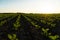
xmin=8 ymin=34 xmax=18 ymax=40
xmin=42 ymin=28 xmax=49 ymax=36
xmin=0 ymin=20 xmax=7 ymax=26
xmin=13 ymin=15 xmax=20 ymax=30
xmin=48 ymin=35 xmax=59 ymax=40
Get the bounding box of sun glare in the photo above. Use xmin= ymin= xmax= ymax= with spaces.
xmin=39 ymin=3 xmax=56 ymax=13
xmin=19 ymin=2 xmax=56 ymax=13
xmin=0 ymin=0 xmax=60 ymax=13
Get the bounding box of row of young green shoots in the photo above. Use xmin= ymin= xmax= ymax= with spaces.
xmin=29 ymin=16 xmax=56 ymax=28
xmin=24 ymin=16 xmax=59 ymax=40
xmin=29 ymin=15 xmax=56 ymax=28
xmin=40 ymin=19 xmax=56 ymax=27
xmin=0 ymin=15 xmax=17 ymax=27
xmin=0 ymin=14 xmax=16 ymax=20
xmin=13 ymin=15 xmax=20 ymax=30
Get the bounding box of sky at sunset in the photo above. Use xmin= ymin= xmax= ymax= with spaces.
xmin=0 ymin=0 xmax=60 ymax=13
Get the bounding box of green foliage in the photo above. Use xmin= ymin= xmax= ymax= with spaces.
xmin=0 ymin=20 xmax=6 ymax=26
xmin=8 ymin=34 xmax=12 ymax=39
xmin=14 ymin=22 xmax=20 ymax=30
xmin=42 ymin=28 xmax=49 ymax=33
xmin=49 ymin=35 xmax=59 ymax=40
xmin=8 ymin=34 xmax=18 ymax=40
xmin=0 ymin=13 xmax=60 ymax=40
xmin=40 ymin=20 xmax=46 ymax=24
xmin=51 ymin=24 xmax=56 ymax=27
xmin=13 ymin=15 xmax=20 ymax=30
xmin=35 ymin=25 xmax=41 ymax=29
xmin=42 ymin=28 xmax=49 ymax=36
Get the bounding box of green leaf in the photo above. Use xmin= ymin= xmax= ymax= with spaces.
xmin=49 ymin=35 xmax=59 ymax=40
xmin=13 ymin=34 xmax=16 ymax=39
xmin=8 ymin=34 xmax=12 ymax=39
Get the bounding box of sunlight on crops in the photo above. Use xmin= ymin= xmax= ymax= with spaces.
xmin=0 ymin=13 xmax=60 ymax=40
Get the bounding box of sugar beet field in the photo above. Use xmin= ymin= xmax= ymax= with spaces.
xmin=0 ymin=13 xmax=60 ymax=40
